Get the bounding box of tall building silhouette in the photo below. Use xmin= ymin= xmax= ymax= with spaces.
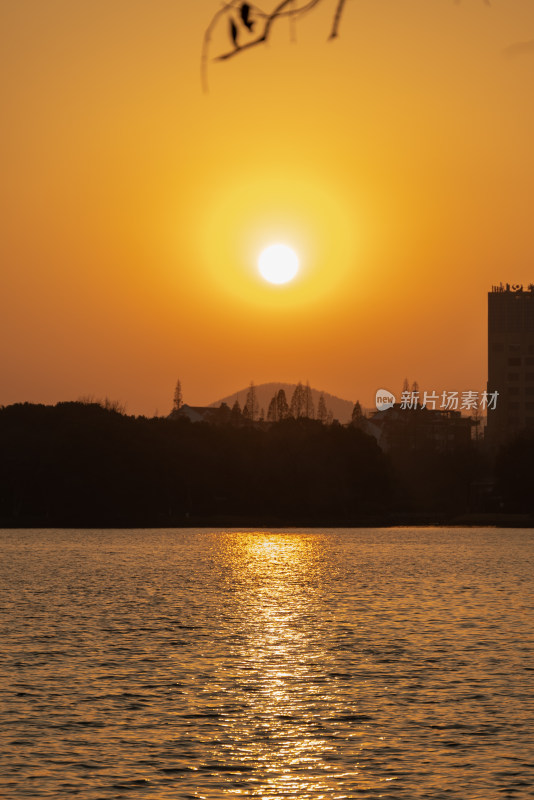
xmin=487 ymin=283 xmax=534 ymax=446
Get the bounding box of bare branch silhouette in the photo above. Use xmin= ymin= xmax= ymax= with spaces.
xmin=201 ymin=0 xmax=500 ymax=91
xmin=202 ymin=0 xmax=345 ymax=91
xmin=329 ymin=0 xmax=348 ymax=39
xmin=201 ymin=1 xmax=235 ymax=93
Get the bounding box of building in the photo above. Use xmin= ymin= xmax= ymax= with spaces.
xmin=367 ymin=404 xmax=473 ymax=453
xmin=169 ymin=403 xmax=242 ymax=425
xmin=170 ymin=404 xmax=214 ymax=423
xmin=487 ymin=283 xmax=534 ymax=446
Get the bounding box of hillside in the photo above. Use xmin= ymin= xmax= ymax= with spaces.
xmin=210 ymin=382 xmax=356 ymax=423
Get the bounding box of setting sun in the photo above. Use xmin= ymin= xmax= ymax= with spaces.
xmin=258 ymin=244 xmax=299 ymax=285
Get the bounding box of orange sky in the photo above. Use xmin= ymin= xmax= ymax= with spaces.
xmin=2 ymin=0 xmax=534 ymax=415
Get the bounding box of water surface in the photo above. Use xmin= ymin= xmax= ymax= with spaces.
xmin=0 ymin=527 xmax=533 ymax=799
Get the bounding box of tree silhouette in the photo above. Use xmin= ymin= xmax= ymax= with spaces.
xmin=276 ymin=388 xmax=290 ymax=420
xmin=173 ymin=379 xmax=183 ymax=411
xmin=351 ymin=400 xmax=363 ymax=423
xmin=290 ymin=381 xmax=305 ymax=418
xmin=289 ymin=381 xmax=316 ymax=419
xmin=317 ymin=393 xmax=328 ymax=424
xmin=217 ymin=402 xmax=232 ymax=424
xmin=202 ymin=0 xmax=349 ymax=91
xmin=267 ymin=393 xmax=277 ymax=422
xmin=267 ymin=388 xmax=290 ymax=422
xmin=231 ymin=398 xmax=243 ymax=424
xmin=243 ymin=381 xmax=259 ymax=421
xmin=304 ymin=381 xmax=315 ymax=419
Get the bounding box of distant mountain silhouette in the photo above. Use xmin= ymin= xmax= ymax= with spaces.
xmin=210 ymin=382 xmax=356 ymax=423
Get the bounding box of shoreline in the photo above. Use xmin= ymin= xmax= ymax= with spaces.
xmin=1 ymin=513 xmax=533 ymax=529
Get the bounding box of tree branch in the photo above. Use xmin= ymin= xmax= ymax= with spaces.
xmin=202 ymin=0 xmax=346 ymax=91
xmin=215 ymin=0 xmax=322 ymax=61
xmin=201 ymin=1 xmax=237 ymax=93
xmin=329 ymin=0 xmax=347 ymax=39
xmin=202 ymin=0 xmax=497 ymax=90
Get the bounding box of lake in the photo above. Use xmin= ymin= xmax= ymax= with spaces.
xmin=0 ymin=527 xmax=532 ymax=799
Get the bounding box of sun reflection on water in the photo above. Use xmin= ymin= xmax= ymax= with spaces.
xmin=212 ymin=531 xmax=367 ymax=797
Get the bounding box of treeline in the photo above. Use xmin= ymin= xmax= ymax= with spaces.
xmin=174 ymin=379 xmax=339 ymax=424
xmin=0 ymin=402 xmax=388 ymax=526
xmin=0 ymin=401 xmax=529 ymax=527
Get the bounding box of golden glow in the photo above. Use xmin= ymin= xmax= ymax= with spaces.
xmin=258 ymin=243 xmax=299 ymax=285
xmin=191 ymin=170 xmax=357 ymax=312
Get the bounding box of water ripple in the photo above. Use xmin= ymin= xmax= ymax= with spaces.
xmin=0 ymin=527 xmax=533 ymax=799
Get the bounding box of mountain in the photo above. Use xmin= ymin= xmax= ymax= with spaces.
xmin=209 ymin=382 xmax=356 ymax=423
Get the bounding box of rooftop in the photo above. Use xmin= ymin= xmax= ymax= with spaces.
xmin=491 ymin=283 xmax=534 ymax=294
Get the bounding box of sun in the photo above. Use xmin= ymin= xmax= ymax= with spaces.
xmin=258 ymin=244 xmax=299 ymax=285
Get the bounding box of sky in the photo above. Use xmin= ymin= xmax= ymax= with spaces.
xmin=2 ymin=0 xmax=534 ymax=415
